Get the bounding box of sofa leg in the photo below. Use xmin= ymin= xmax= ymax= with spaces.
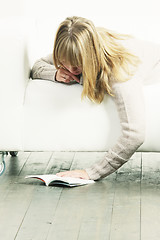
xmin=0 ymin=151 xmax=19 ymax=176
xmin=9 ymin=151 xmax=18 ymax=157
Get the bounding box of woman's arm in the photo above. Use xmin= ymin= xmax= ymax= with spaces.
xmin=56 ymin=75 xmax=145 ymax=181
xmin=31 ymin=54 xmax=82 ymax=84
xmin=31 ymin=54 xmax=58 ymax=82
xmin=85 ymin=76 xmax=145 ymax=180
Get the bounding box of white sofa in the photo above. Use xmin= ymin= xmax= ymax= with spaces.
xmin=0 ymin=17 xmax=160 ymax=173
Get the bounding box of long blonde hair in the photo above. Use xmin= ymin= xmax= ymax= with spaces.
xmin=53 ymin=16 xmax=140 ymax=103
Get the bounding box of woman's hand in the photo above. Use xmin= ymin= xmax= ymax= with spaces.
xmin=56 ymin=169 xmax=90 ymax=180
xmin=56 ymin=68 xmax=80 ymax=83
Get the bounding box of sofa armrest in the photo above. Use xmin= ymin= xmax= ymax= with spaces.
xmin=0 ymin=20 xmax=30 ymax=109
xmin=0 ymin=18 xmax=31 ymax=150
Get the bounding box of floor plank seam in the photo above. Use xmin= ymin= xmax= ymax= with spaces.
xmin=108 ymin=172 xmax=118 ymax=240
xmin=140 ymin=152 xmax=142 ymax=240
xmin=44 ymin=152 xmax=54 ymax=174
xmin=76 ymin=214 xmax=85 ymax=240
xmin=69 ymin=152 xmax=76 ymax=170
xmin=18 ymin=152 xmax=32 ymax=176
xmin=13 ymin=186 xmax=36 ymax=240
xmin=44 ymin=188 xmax=64 ymax=240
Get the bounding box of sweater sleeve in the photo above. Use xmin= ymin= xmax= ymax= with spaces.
xmin=31 ymin=54 xmax=58 ymax=82
xmin=31 ymin=54 xmax=84 ymax=85
xmin=85 ymin=76 xmax=145 ymax=180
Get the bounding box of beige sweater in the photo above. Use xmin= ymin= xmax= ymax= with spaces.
xmin=31 ymin=37 xmax=160 ymax=180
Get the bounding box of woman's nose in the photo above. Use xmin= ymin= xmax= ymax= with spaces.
xmin=69 ymin=66 xmax=77 ymax=72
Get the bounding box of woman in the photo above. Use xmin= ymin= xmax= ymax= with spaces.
xmin=31 ymin=16 xmax=160 ymax=180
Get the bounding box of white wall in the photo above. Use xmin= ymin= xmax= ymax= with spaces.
xmin=1 ymin=0 xmax=160 ymax=60
xmin=23 ymin=0 xmax=160 ymax=40
xmin=0 ymin=0 xmax=24 ymax=17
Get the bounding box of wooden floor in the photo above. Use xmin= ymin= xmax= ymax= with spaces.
xmin=0 ymin=151 xmax=160 ymax=240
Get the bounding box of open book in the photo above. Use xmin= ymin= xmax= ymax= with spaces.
xmin=25 ymin=174 xmax=95 ymax=187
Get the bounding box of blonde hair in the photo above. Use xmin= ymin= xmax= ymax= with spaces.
xmin=53 ymin=16 xmax=140 ymax=104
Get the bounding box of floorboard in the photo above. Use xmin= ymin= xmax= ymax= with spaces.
xmin=141 ymin=152 xmax=160 ymax=240
xmin=0 ymin=151 xmax=160 ymax=240
xmin=109 ymin=153 xmax=141 ymax=240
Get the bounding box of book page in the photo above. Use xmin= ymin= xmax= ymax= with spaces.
xmin=25 ymin=174 xmax=95 ymax=186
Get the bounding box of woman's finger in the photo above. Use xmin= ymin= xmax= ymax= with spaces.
xmin=62 ymin=68 xmax=80 ymax=83
xmin=63 ymin=75 xmax=74 ymax=83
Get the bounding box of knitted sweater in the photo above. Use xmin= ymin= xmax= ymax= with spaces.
xmin=31 ymin=37 xmax=160 ymax=180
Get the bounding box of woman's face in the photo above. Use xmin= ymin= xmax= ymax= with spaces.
xmin=61 ymin=62 xmax=82 ymax=75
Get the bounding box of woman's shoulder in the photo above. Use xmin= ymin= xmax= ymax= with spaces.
xmin=41 ymin=54 xmax=53 ymax=65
